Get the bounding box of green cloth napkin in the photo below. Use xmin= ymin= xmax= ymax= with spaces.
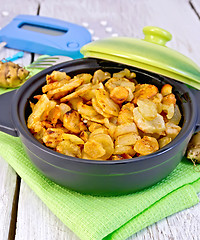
xmin=0 ymin=132 xmax=199 ymax=240
xmin=0 ymin=63 xmax=200 ymax=239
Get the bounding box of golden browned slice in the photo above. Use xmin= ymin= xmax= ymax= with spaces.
xmin=110 ymin=86 xmax=129 ymax=104
xmin=0 ymin=61 xmax=29 ymax=88
xmin=56 ymin=140 xmax=82 ymax=158
xmin=46 ymin=71 xmax=71 ymax=84
xmin=134 ymin=136 xmax=159 ymax=156
xmin=47 ymin=76 xmax=83 ymax=99
xmin=27 ymin=94 xmax=50 ymax=129
xmin=83 ymin=133 xmax=114 ymax=160
xmin=133 ymin=107 xmax=166 ymax=134
xmin=77 ymin=101 xmax=105 ymax=123
xmin=133 ymin=84 xmax=158 ymax=104
xmin=60 ymin=83 xmax=92 ymax=102
xmin=42 ymin=128 xmax=64 ymax=148
xmin=115 ymin=133 xmax=141 ymax=146
xmin=95 ymin=88 xmax=120 ymax=117
xmin=92 ymin=97 xmax=113 ymax=118
xmin=63 ymin=110 xmax=82 ymax=134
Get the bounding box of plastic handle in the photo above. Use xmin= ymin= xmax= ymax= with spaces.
xmin=1 ymin=51 xmax=24 ymax=63
xmin=143 ymin=26 xmax=172 ymax=46
xmin=0 ymin=91 xmax=18 ymax=136
xmin=191 ymin=88 xmax=200 ymax=132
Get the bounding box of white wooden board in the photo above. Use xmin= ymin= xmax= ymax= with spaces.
xmin=0 ymin=1 xmax=40 ymax=239
xmin=0 ymin=156 xmax=17 ymax=240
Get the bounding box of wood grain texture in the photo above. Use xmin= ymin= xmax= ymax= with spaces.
xmin=0 ymin=156 xmax=17 ymax=240
xmin=0 ymin=1 xmax=39 ymax=239
xmin=0 ymin=0 xmax=200 ymax=239
xmin=15 ymin=180 xmax=79 ymax=240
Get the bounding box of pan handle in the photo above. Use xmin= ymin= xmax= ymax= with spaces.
xmin=191 ymin=88 xmax=200 ymax=132
xmin=0 ymin=90 xmax=18 ymax=137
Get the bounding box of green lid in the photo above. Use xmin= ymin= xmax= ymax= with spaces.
xmin=81 ymin=26 xmax=200 ymax=90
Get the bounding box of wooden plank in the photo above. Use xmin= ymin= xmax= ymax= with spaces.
xmin=0 ymin=156 xmax=18 ymax=240
xmin=131 ymin=194 xmax=200 ymax=240
xmin=14 ymin=0 xmax=200 ymax=239
xmin=15 ymin=180 xmax=79 ymax=240
xmin=0 ymin=1 xmax=41 ymax=239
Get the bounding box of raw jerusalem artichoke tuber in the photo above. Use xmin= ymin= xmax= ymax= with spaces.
xmin=0 ymin=61 xmax=29 ymax=88
xmin=187 ymin=131 xmax=200 ymax=163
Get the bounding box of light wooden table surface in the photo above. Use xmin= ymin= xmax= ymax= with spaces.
xmin=0 ymin=0 xmax=200 ymax=239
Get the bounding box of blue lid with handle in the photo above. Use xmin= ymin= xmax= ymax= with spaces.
xmin=0 ymin=15 xmax=92 ymax=59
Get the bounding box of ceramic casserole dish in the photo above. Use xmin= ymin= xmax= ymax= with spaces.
xmin=0 ymin=26 xmax=199 ymax=195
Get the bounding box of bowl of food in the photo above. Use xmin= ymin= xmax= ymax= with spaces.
xmin=0 ymin=26 xmax=199 ymax=195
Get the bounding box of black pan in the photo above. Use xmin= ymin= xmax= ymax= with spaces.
xmin=0 ymin=58 xmax=199 ymax=195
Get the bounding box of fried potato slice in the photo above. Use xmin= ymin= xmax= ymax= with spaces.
xmin=47 ymin=76 xmax=83 ymax=99
xmin=133 ymin=107 xmax=166 ymax=134
xmin=89 ymin=127 xmax=109 ymax=138
xmin=110 ymin=86 xmax=129 ymax=104
xmin=46 ymin=71 xmax=71 ymax=84
xmin=59 ymin=103 xmax=71 ymax=121
xmin=134 ymin=136 xmax=159 ymax=155
xmin=95 ymin=88 xmax=120 ymax=116
xmin=42 ymin=78 xmax=71 ymax=93
xmin=84 ymin=140 xmax=106 ymax=158
xmin=62 ymin=133 xmax=84 ymax=145
xmin=33 ymin=127 xmax=46 ymax=143
xmin=137 ymin=99 xmax=158 ymax=121
xmin=150 ymin=93 xmax=163 ymax=113
xmin=92 ymin=97 xmax=113 ymax=118
xmin=60 ymin=83 xmax=92 ymax=102
xmin=105 ymin=77 xmax=135 ymax=101
xmin=162 ymin=104 xmax=174 ymax=119
xmin=113 ymin=68 xmax=136 ymax=79
xmin=169 ymin=104 xmax=182 ymax=125
xmin=114 ymin=145 xmax=136 ymax=156
xmin=104 ymin=118 xmax=117 ymax=139
xmin=76 ymin=73 xmax=93 ymax=84
xmin=115 ymin=132 xmax=141 ymax=146
xmin=84 ymin=133 xmax=114 ymax=160
xmin=42 ymin=128 xmax=64 ymax=148
xmin=79 ymin=131 xmax=90 ymax=142
xmin=88 ymin=122 xmax=104 ymax=132
xmin=133 ymin=84 xmax=158 ymax=104
xmin=114 ymin=122 xmax=138 ymax=139
xmin=47 ymin=106 xmax=61 ymax=125
xmin=27 ymin=94 xmax=50 ymax=129
xmin=40 ymin=100 xmax=57 ymax=121
xmin=117 ymin=103 xmax=135 ymax=125
xmin=162 ymin=93 xmax=176 ymax=105
xmin=158 ymin=136 xmax=172 ymax=148
xmin=92 ymin=69 xmax=111 ymax=84
xmin=165 ymin=122 xmax=181 ymax=139
xmin=56 ymin=140 xmax=82 ymax=158
xmin=161 ymin=84 xmax=173 ymax=96
xmin=77 ymin=101 xmax=105 ymax=123
xmin=63 ymin=110 xmax=81 ymax=134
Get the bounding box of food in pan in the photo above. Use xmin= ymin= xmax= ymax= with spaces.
xmin=27 ymin=69 xmax=182 ymax=160
xmin=0 ymin=61 xmax=29 ymax=88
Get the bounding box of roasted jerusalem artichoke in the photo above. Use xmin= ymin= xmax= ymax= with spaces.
xmin=0 ymin=61 xmax=29 ymax=88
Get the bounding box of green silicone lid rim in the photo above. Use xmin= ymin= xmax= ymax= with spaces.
xmin=81 ymin=26 xmax=200 ymax=90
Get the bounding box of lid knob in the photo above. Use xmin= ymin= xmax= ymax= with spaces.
xmin=143 ymin=26 xmax=172 ymax=46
